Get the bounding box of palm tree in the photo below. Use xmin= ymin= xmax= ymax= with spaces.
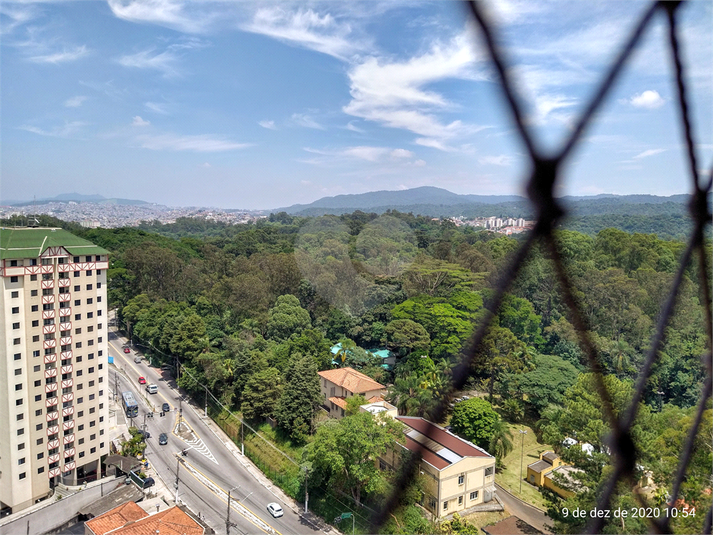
xmin=488 ymin=419 xmax=514 ymax=461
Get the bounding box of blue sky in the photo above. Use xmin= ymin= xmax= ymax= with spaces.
xmin=1 ymin=0 xmax=711 ymax=209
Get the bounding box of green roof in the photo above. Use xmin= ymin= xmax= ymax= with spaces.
xmin=0 ymin=227 xmax=108 ymax=260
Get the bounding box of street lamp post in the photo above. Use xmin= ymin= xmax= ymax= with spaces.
xmin=519 ymin=430 xmax=527 ymax=494
xmin=174 ymin=446 xmax=194 ymax=504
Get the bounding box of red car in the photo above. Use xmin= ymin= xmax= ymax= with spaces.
xmin=124 ymin=347 xmax=130 ymax=354
xmin=138 ymin=376 xmax=146 ymax=385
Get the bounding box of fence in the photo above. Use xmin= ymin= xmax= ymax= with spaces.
xmin=372 ymin=2 xmax=712 ymax=534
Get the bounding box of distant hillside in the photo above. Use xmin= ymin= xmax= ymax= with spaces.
xmin=7 ymin=193 xmax=150 ymax=207
xmin=274 ymin=187 xmax=694 ymax=218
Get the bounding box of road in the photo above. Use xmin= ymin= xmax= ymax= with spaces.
xmin=108 ymin=329 xmax=324 ymax=535
xmin=495 ymin=483 xmax=552 ymax=534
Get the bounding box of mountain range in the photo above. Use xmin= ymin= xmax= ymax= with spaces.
xmin=3 ymin=193 xmax=150 ymax=207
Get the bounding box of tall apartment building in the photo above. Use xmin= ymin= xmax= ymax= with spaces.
xmin=0 ymin=227 xmax=110 ymax=514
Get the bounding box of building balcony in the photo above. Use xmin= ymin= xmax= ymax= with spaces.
xmin=42 ymin=295 xmax=55 ymax=304
xmin=61 ymin=365 xmax=73 ymax=375
xmin=61 ymin=393 xmax=74 ymax=403
xmin=59 ymin=322 xmax=72 ymax=331
xmin=46 ymin=397 xmax=58 ymax=408
xmin=43 ymin=310 xmax=56 ymax=320
xmin=61 ymin=379 xmax=73 ymax=389
xmin=47 ymin=439 xmax=60 ymax=450
xmin=46 ymin=411 xmax=59 ymax=422
xmin=60 ymin=336 xmax=72 ymax=346
xmin=47 ymin=425 xmax=59 ymax=436
xmin=62 ymin=461 xmax=75 ymax=473
xmin=44 ymin=339 xmax=57 ymax=349
xmin=44 ymin=354 xmax=58 ymax=364
xmin=62 ymin=406 xmax=74 ymax=417
xmin=48 ymin=468 xmax=61 ymax=478
xmin=58 ymin=278 xmax=70 ymax=287
xmin=64 ymin=447 xmax=75 ymax=458
xmin=42 ymin=280 xmax=55 ymax=289
xmin=45 ymin=369 xmax=58 ymax=379
xmin=43 ymin=325 xmax=56 ymax=334
xmin=60 ymin=350 xmax=72 ymax=360
xmin=62 ymin=434 xmax=75 ymax=445
xmin=58 ymin=293 xmax=71 ymax=303
xmin=45 ymin=383 xmax=58 ymax=393
xmin=62 ymin=420 xmax=75 ymax=431
xmin=48 ymin=453 xmax=60 ymax=464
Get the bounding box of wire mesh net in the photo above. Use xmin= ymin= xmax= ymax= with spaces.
xmin=369 ymin=2 xmax=712 ymax=533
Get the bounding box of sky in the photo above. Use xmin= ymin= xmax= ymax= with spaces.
xmin=1 ymin=0 xmax=711 ymax=210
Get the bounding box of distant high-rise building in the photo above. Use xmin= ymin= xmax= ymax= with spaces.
xmin=1 ymin=227 xmax=109 ymax=514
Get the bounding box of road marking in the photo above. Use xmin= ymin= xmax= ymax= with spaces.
xmin=109 ymin=337 xmax=172 ymax=407
xmin=175 ymin=419 xmax=218 ymax=464
xmin=179 ymin=456 xmax=283 ymax=535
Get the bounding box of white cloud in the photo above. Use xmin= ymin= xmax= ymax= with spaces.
xmin=202 ymin=162 xmax=211 ymax=168
xmin=145 ymin=102 xmax=169 ymax=114
xmin=64 ymin=96 xmax=87 ymax=108
xmin=291 ymin=113 xmax=324 ymax=130
xmin=479 ymin=154 xmax=514 ymax=166
xmin=343 ymin=146 xmax=389 ymax=162
xmin=135 ymin=133 xmax=253 ymax=152
xmin=241 ymin=7 xmax=366 ymax=61
xmin=107 ymin=0 xmax=215 ymax=34
xmin=413 ymin=159 xmax=427 ymax=167
xmin=258 ymin=120 xmax=277 ymax=130
xmin=19 ymin=121 xmax=87 ymax=138
xmin=28 ymin=45 xmax=88 ymax=64
xmin=132 ymin=116 xmax=151 ymax=127
xmin=346 ymin=121 xmax=365 ymax=133
xmin=390 ymin=149 xmax=414 ymax=159
xmin=118 ymin=38 xmax=205 ymax=77
xmin=343 ymin=32 xmax=486 ymax=150
xmin=632 ymin=148 xmax=666 ymax=160
xmin=627 ymin=90 xmax=665 ymax=109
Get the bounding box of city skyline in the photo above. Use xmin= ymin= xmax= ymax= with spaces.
xmin=1 ymin=0 xmax=711 ymax=209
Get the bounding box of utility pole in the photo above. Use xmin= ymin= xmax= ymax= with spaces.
xmin=519 ymin=429 xmax=527 ymax=494
xmin=204 ymin=385 xmax=208 ymax=418
xmin=226 ymin=486 xmax=239 ymax=535
xmin=241 ymin=419 xmax=244 ymax=456
xmin=303 ymin=465 xmax=309 ymax=514
xmin=175 ymin=456 xmax=181 ymax=504
xmin=114 ymin=373 xmax=119 ymax=401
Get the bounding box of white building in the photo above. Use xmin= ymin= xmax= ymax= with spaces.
xmin=1 ymin=227 xmax=110 ymax=513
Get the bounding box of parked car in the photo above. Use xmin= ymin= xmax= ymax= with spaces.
xmin=146 ymin=384 xmax=158 ymax=394
xmin=137 ymin=430 xmax=150 ymax=440
xmin=158 ymin=433 xmax=168 ymax=445
xmin=138 ymin=376 xmax=146 ymax=385
xmin=162 ymin=402 xmax=170 ymax=412
xmin=134 ymin=356 xmax=141 ymax=363
xmin=123 ymin=347 xmax=130 ymax=354
xmin=142 ymin=477 xmax=155 ymax=489
xmin=267 ymin=503 xmax=283 ymax=518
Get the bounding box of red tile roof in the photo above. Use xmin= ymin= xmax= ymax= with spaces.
xmin=109 ymin=506 xmax=203 ymax=535
xmin=318 ymin=367 xmax=385 ymax=394
xmin=86 ymin=501 xmax=147 ymax=535
xmin=396 ymin=417 xmax=491 ymax=458
xmin=403 ymin=436 xmax=449 ymax=469
xmin=328 ymin=396 xmax=347 ymax=410
xmin=482 ymin=516 xmax=543 ymax=535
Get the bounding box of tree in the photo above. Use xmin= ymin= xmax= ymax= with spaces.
xmin=241 ymin=368 xmax=282 ymax=421
xmin=488 ymin=419 xmax=514 ymax=468
xmin=450 ymin=398 xmax=500 ymax=450
xmin=275 ymin=356 xmax=322 ymax=443
xmin=471 ymin=325 xmax=529 ymax=400
xmin=266 ymin=294 xmax=311 ymax=341
xmin=384 ymin=319 xmax=431 ymax=356
xmin=515 ymin=354 xmax=579 ymax=417
xmin=307 ymin=411 xmax=405 ymax=505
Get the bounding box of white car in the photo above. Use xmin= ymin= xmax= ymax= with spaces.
xmin=267 ymin=503 xmax=283 ymax=518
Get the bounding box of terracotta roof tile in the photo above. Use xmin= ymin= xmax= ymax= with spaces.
xmin=85 ymin=501 xmax=147 ymax=535
xmin=318 ymin=367 xmax=385 ymax=394
xmin=109 ymin=506 xmax=203 ymax=535
xmin=396 ymin=417 xmax=492 ymax=458
xmin=328 ymin=396 xmax=347 ymax=409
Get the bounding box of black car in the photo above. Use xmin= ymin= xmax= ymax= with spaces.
xmin=158 ymin=433 xmax=168 ymax=445
xmin=137 ymin=429 xmax=150 ymax=440
xmin=162 ymin=402 xmax=170 ymax=412
xmin=142 ymin=477 xmax=155 ymax=489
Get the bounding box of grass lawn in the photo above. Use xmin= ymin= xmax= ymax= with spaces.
xmin=461 ymin=511 xmax=510 ymax=532
xmin=495 ymin=422 xmax=552 ymax=510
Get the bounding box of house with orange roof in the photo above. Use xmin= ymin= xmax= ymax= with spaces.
xmin=85 ymin=502 xmax=203 ymax=535
xmin=318 ymin=367 xmax=387 ymax=418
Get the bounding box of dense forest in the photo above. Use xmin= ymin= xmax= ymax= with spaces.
xmin=3 ymin=212 xmax=710 ymax=534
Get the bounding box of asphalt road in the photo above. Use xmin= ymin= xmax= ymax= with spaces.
xmin=108 ymin=330 xmax=324 ymax=535
xmin=495 ymin=483 xmax=552 ymax=534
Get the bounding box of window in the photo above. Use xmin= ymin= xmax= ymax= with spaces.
xmin=32 ymin=320 xmax=39 ymax=327
xmin=97 ymin=282 xmax=101 ymax=288
xmin=100 ymin=429 xmax=104 ymax=435
xmin=76 ymin=370 xmax=83 ymax=376
xmin=76 ymin=383 xmax=83 ymax=390
xmin=75 ymin=342 xmax=82 ymax=349
xmin=88 ymin=367 xmax=94 ymax=373
xmin=76 ymin=356 xmax=82 ymax=363
xmin=32 ymin=335 xmax=40 ymax=342
xmin=90 ymin=420 xmax=96 ymax=427
xmin=14 ymin=338 xmax=21 ymax=345
xmin=90 ymin=446 xmax=96 ymax=453
xmin=87 ymin=312 xmax=94 ymax=318
xmin=14 ymin=368 xmax=22 ymax=376
xmin=77 ymin=411 xmax=83 ymax=417
xmin=88 ymin=339 xmax=94 ymax=346
xmin=18 ymin=458 xmax=25 ymax=466
xmin=97 ymin=310 xmax=102 ymax=316
xmin=86 ymin=284 xmax=92 ymax=290
xmin=19 ymin=472 xmax=26 ymax=480
xmin=37 ymin=452 xmax=44 ymax=460
xmin=15 ymin=353 xmax=22 ymax=361
xmin=470 ymin=491 xmax=479 ymax=500
xmin=88 ymin=354 xmax=94 ymax=360
xmin=75 ymin=314 xmax=81 ymax=321
xmin=98 ymin=364 xmax=103 ymax=371
xmin=75 ymin=328 xmax=81 ymax=335
xmin=13 ymin=322 xmax=20 ymax=329
xmin=34 ymin=395 xmax=41 ymax=402
xmin=30 ymin=274 xmax=37 ymax=281
xmin=32 ymin=305 xmax=38 ymax=312
xmin=458 ymin=475 xmax=464 ymax=485
xmin=89 ymin=394 xmax=95 ymax=401
xmin=90 ymin=434 xmax=96 ymax=441
xmin=98 ymin=323 xmax=102 ymax=330
xmin=38 ymin=467 xmax=44 ymax=474
xmin=89 ymin=405 xmax=95 ymax=412
xmin=15 ymin=383 xmax=22 ymax=391
xmin=443 ymin=501 xmax=448 ymax=511
xmin=37 ymin=438 xmax=43 ymax=445
xmin=97 ymin=296 xmax=102 ymax=303
xmin=17 ymin=428 xmax=24 ymax=436
xmin=17 ymin=413 xmax=24 ymax=421
xmin=18 ymin=443 xmax=25 ymax=450
xmin=87 ymin=270 xmax=92 ymax=276
xmin=34 ymin=380 xmax=41 ymax=387
xmin=97 ymin=350 xmax=102 ymax=356
xmin=35 ymin=409 xmax=42 ymax=416
xmin=12 ymin=306 xmax=19 ymax=313
xmin=10 ymin=260 xmax=18 ymax=266
xmin=79 ymin=451 xmax=85 ymax=458
xmin=74 ymin=300 xmax=80 ymax=306
xmin=99 ymin=416 xmax=104 ymax=423
xmin=33 ymin=350 xmax=40 ymax=357
xmin=87 ymin=326 xmax=93 ymax=333
xmin=31 ymin=289 xmax=38 ymax=296
xmin=77 ymin=397 xmax=83 ymax=404
xmin=78 ymin=424 xmax=84 ymax=431
xmin=11 ymin=276 xmax=18 ymax=283
xmin=484 ymin=467 xmax=494 ymax=477
xmin=458 ymin=496 xmax=463 ymax=505
xmin=79 ymin=438 xmax=84 ymax=445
